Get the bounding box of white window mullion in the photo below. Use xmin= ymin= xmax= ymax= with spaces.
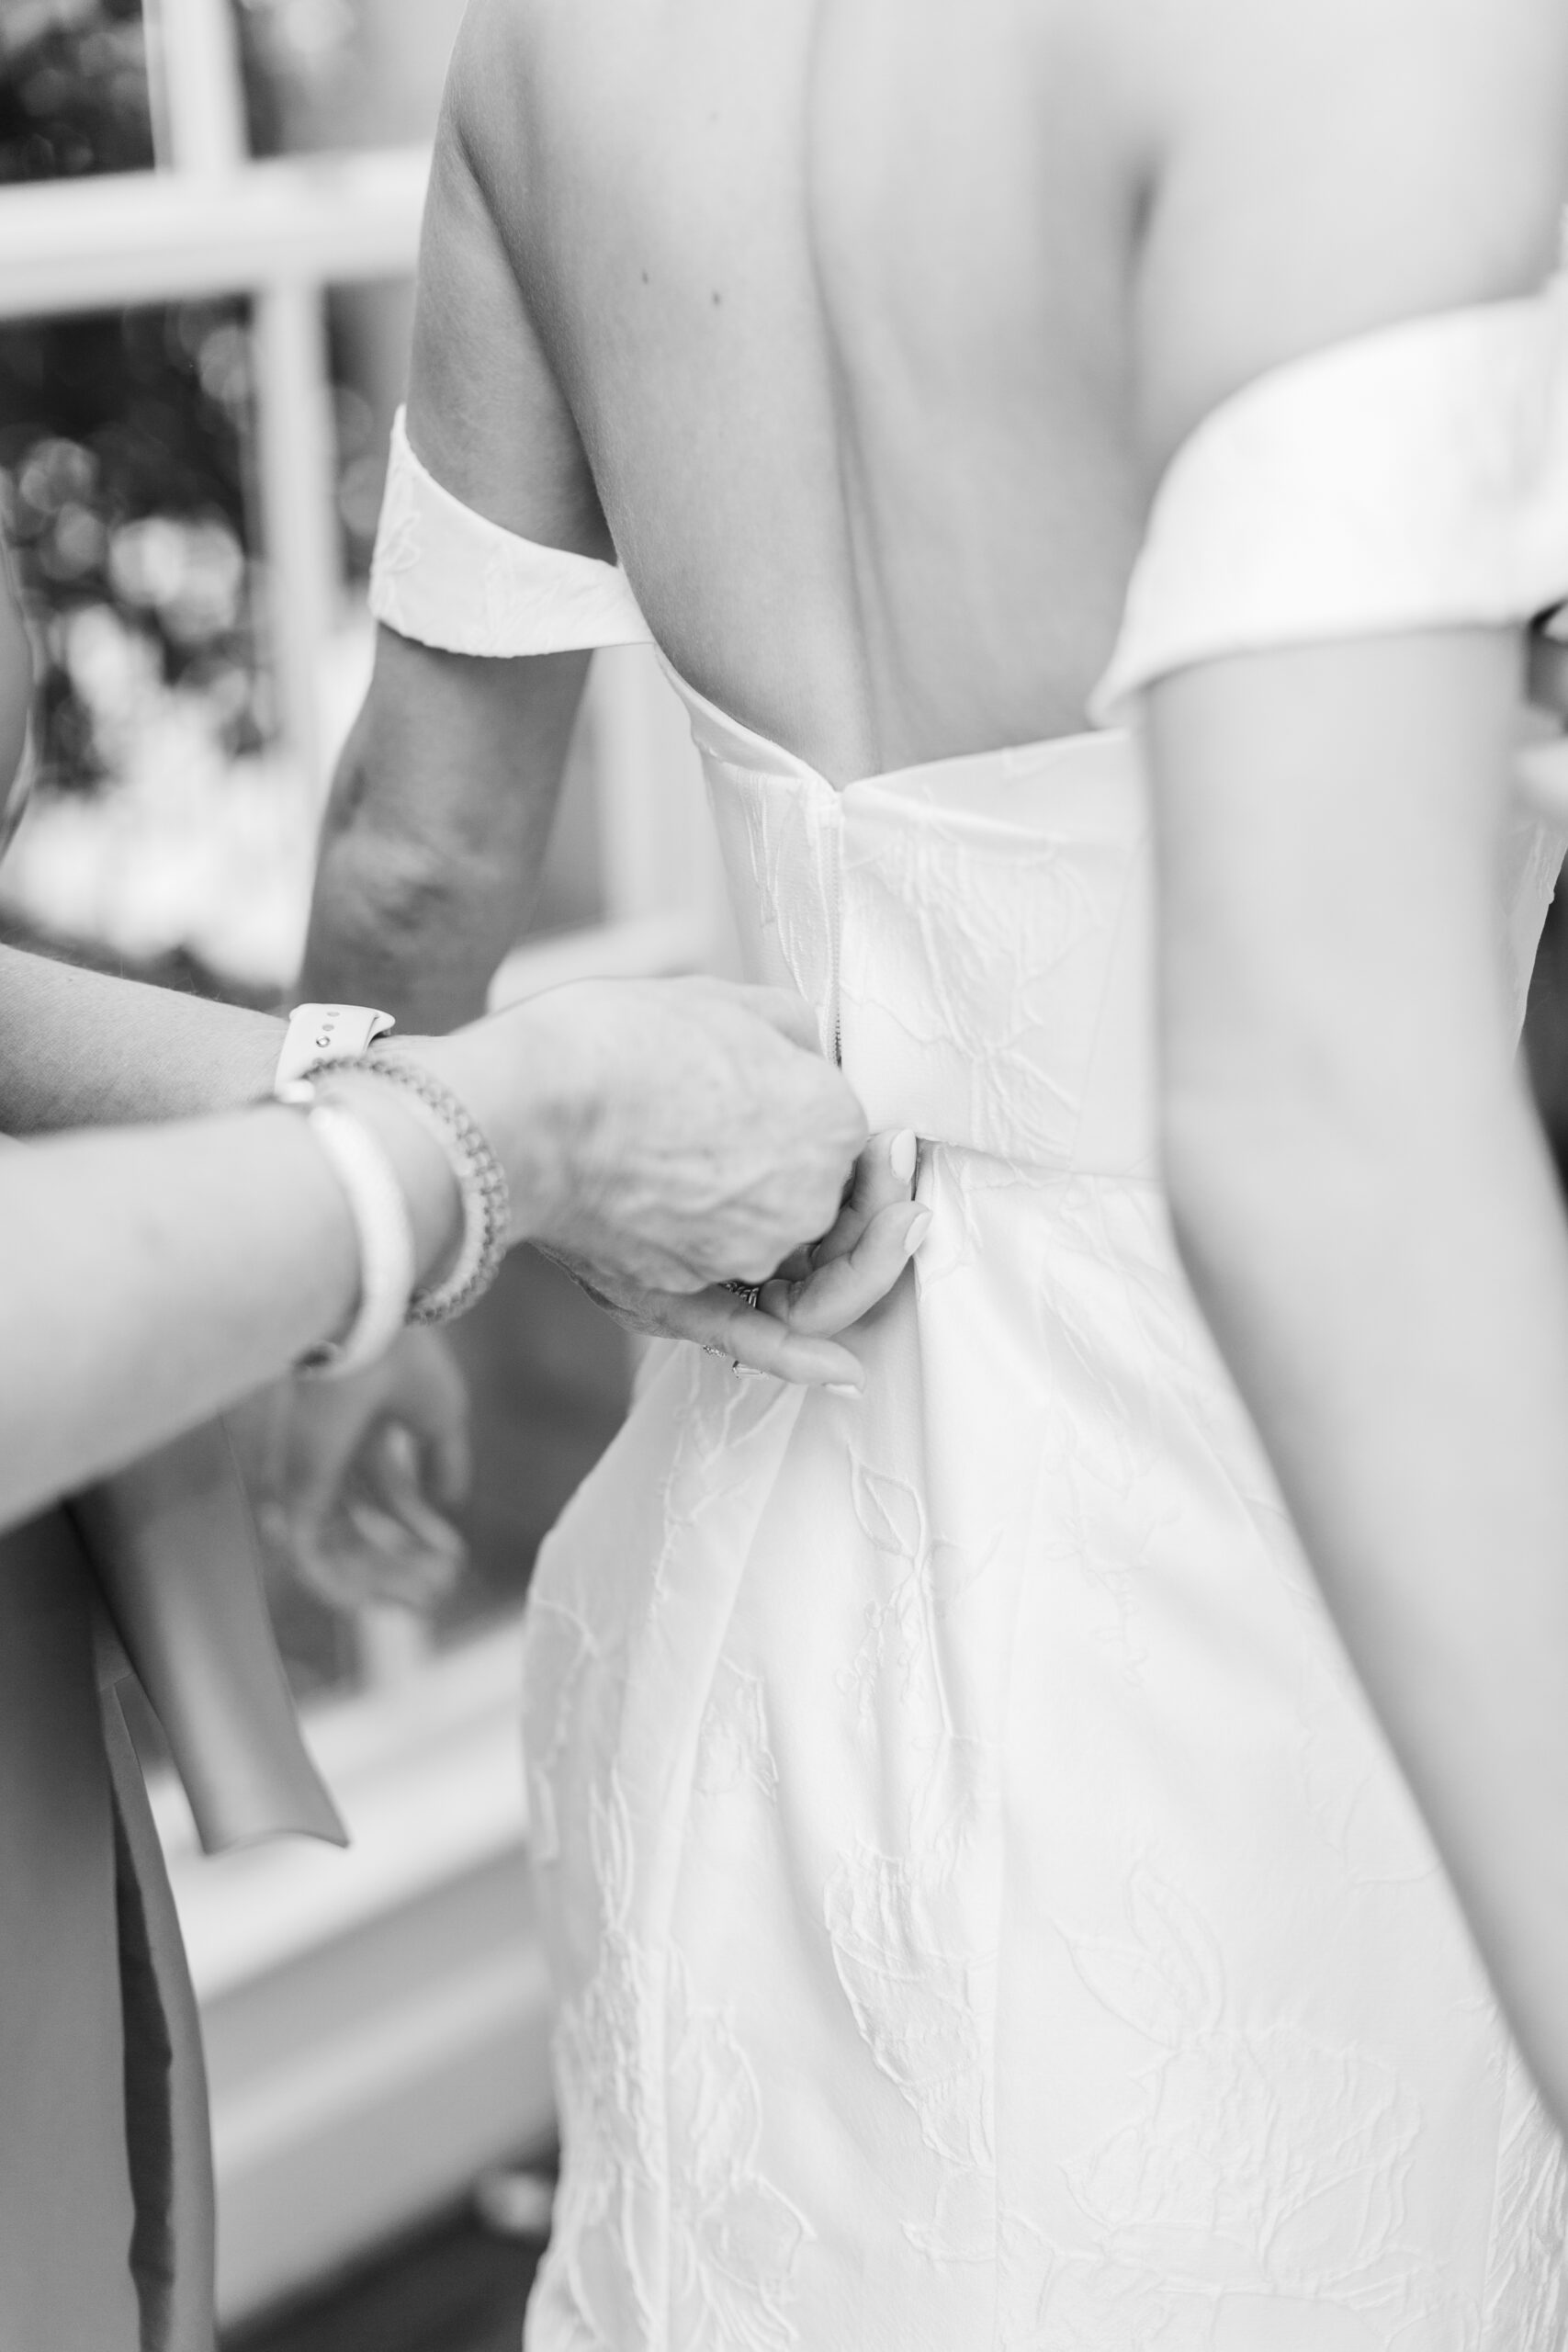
xmin=252 ymin=277 xmax=341 ymax=806
xmin=141 ymin=0 xmax=249 ymax=177
xmin=146 ymin=0 xmax=342 ymax=808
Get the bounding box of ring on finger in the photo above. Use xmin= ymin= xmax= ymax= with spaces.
xmin=703 ymin=1342 xmax=727 ymax=1360
xmin=723 ymin=1279 xmax=761 ymax=1311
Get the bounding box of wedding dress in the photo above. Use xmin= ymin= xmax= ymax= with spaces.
xmin=372 ymin=286 xmax=1568 ymax=2349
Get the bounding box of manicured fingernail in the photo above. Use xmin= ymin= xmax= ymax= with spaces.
xmin=905 ymin=1209 xmax=933 ymax=1254
xmin=889 ymin=1129 xmax=918 ymax=1182
xmin=827 ymin=1382 xmax=863 ymax=1397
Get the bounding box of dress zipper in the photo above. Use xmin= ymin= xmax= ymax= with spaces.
xmin=825 ymin=797 xmax=843 ymax=1066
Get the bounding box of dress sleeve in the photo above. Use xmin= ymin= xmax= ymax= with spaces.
xmin=367 ymin=407 xmax=653 ymax=658
xmin=1091 ymin=282 xmax=1568 ymax=724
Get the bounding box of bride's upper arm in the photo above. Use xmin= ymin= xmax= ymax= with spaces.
xmin=1149 ymin=632 xmax=1526 ymax=1150
xmin=1119 ymin=0 xmax=1568 ymax=1171
xmin=400 ymin=0 xmax=613 ymax=560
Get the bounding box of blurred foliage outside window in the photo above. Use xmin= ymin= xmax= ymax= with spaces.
xmin=0 ymin=0 xmax=383 ymax=989
xmin=0 ymin=0 xmax=151 ymax=181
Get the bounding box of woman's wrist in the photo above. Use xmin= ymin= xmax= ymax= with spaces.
xmin=404 ymin=1005 xmax=586 ymax=1250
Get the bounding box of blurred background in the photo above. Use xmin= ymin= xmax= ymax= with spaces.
xmin=0 ymin=3 xmax=732 ymax=2342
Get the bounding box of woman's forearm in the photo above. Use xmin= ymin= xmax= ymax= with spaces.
xmin=0 ymin=944 xmax=281 ymax=1133
xmin=0 ymin=1074 xmax=462 ymax=1530
xmin=1 ymin=1109 xmax=355 ymax=1523
xmin=1168 ymin=1067 xmax=1568 ymax=2124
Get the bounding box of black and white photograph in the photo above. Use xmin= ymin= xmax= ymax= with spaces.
xmin=3 ymin=2 xmax=1568 ymax=2346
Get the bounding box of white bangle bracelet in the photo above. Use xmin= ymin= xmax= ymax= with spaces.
xmin=287 ymin=1095 xmax=416 ymax=1379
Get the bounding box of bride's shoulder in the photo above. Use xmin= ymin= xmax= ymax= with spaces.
xmin=1097 ymin=0 xmax=1568 ymax=469
xmin=434 ymin=0 xmax=595 ymax=175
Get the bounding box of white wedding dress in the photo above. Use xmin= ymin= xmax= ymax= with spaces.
xmin=373 ymin=288 xmax=1568 ymax=2349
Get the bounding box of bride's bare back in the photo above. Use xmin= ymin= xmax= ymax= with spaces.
xmin=409 ymin=0 xmax=1562 ymax=783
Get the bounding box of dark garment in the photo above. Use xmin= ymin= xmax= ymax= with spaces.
xmin=105 ymin=1691 xmax=215 ymax=2352
xmin=0 ymin=1508 xmax=214 ymax=2352
xmin=0 ymin=1411 xmax=345 ymax=2346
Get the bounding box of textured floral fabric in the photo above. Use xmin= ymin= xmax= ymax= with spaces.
xmin=521 ymin=680 xmax=1568 ymax=2351
xmin=366 ymin=289 xmax=1568 ymax=2346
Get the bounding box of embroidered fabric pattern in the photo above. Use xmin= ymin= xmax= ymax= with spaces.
xmin=523 ymin=718 xmax=1568 ymax=2346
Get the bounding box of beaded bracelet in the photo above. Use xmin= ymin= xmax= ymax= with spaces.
xmin=303 ymin=1052 xmax=511 ymax=1328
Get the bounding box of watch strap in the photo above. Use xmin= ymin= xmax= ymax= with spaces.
xmin=275 ymin=1002 xmax=395 ymax=1092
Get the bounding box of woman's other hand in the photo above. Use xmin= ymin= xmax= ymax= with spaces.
xmin=761 ymin=1126 xmax=929 ymax=1336
xmin=231 ymin=1330 xmax=471 ymax=1615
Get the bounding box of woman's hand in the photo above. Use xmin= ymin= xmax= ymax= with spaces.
xmin=232 ymin=977 xmax=875 ymax=1580
xmin=546 ymin=1127 xmax=929 ymax=1386
xmin=420 ymin=976 xmax=870 ymax=1294
xmin=761 ymin=1126 xmax=930 ymax=1336
xmin=231 ymin=1330 xmax=471 ymax=1614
